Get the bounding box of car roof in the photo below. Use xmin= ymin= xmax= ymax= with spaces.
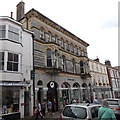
xmin=107 ymin=98 xmax=119 ymax=100
xmin=65 ymin=103 xmax=101 ymax=108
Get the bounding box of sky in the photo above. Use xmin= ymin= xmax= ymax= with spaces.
xmin=0 ymin=0 xmax=119 ymax=66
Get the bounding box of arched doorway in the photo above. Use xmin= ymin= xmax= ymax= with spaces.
xmin=37 ymin=80 xmax=43 ymax=103
xmin=82 ymin=83 xmax=88 ymax=101
xmin=73 ymin=83 xmax=80 ymax=101
xmin=61 ymin=82 xmax=70 ymax=106
xmin=47 ymin=81 xmax=58 ymax=112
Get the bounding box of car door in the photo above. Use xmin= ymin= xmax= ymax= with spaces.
xmin=90 ymin=106 xmax=100 ymax=120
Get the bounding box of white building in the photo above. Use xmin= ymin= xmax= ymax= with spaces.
xmin=89 ymin=58 xmax=112 ymax=102
xmin=0 ymin=16 xmax=33 ymax=119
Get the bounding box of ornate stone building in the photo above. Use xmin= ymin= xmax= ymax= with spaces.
xmin=89 ymin=58 xmax=112 ymax=102
xmin=17 ymin=1 xmax=91 ymax=111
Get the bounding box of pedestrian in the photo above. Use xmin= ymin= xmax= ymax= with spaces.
xmin=41 ymin=100 xmax=46 ymax=117
xmin=93 ymin=97 xmax=99 ymax=104
xmin=98 ymin=99 xmax=117 ymax=120
xmin=36 ymin=101 xmax=43 ymax=120
xmin=47 ymin=99 xmax=52 ymax=116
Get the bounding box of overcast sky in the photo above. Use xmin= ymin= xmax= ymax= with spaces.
xmin=1 ymin=0 xmax=119 ymax=66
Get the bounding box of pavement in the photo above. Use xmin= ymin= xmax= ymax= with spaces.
xmin=18 ymin=112 xmax=61 ymax=120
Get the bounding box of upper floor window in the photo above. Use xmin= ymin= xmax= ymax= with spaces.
xmin=72 ymin=59 xmax=76 ymax=73
xmin=51 ymin=36 xmax=56 ymax=42
xmin=61 ymin=55 xmax=67 ymax=72
xmin=8 ymin=26 xmax=19 ymax=42
xmin=74 ymin=46 xmax=78 ymax=55
xmin=7 ymin=52 xmax=19 ymax=71
xmin=0 ymin=52 xmax=4 ymax=70
xmin=40 ymin=28 xmax=45 ymax=39
xmin=46 ymin=49 xmax=52 ymax=67
xmin=71 ymin=44 xmax=74 ymax=53
xmin=45 ymin=32 xmax=51 ymax=42
xmin=54 ymin=50 xmax=58 ymax=68
xmin=0 ymin=25 xmax=6 ymax=38
xmin=80 ymin=61 xmax=84 ymax=74
xmin=78 ymin=48 xmax=81 ymax=56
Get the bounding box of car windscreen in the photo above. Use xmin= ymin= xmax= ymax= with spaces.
xmin=63 ymin=106 xmax=87 ymax=119
xmin=107 ymin=100 xmax=118 ymax=105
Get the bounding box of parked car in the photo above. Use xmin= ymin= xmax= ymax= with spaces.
xmin=107 ymin=98 xmax=120 ymax=119
xmin=0 ymin=117 xmax=5 ymax=120
xmin=60 ymin=103 xmax=101 ymax=120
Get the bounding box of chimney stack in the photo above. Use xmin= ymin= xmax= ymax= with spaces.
xmin=16 ymin=1 xmax=25 ymax=21
xmin=105 ymin=60 xmax=111 ymax=66
xmin=10 ymin=12 xmax=13 ymax=18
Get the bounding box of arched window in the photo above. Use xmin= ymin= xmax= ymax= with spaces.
xmin=45 ymin=31 xmax=51 ymax=42
xmin=61 ymin=55 xmax=67 ymax=72
xmin=72 ymin=59 xmax=76 ymax=73
xmin=71 ymin=44 xmax=74 ymax=53
xmin=54 ymin=50 xmax=58 ymax=68
xmin=46 ymin=49 xmax=52 ymax=67
xmin=80 ymin=61 xmax=84 ymax=74
xmin=40 ymin=27 xmax=45 ymax=39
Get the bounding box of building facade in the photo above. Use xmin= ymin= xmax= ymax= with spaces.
xmin=89 ymin=58 xmax=112 ymax=102
xmin=105 ymin=61 xmax=120 ymax=98
xmin=17 ymin=1 xmax=92 ymax=111
xmin=0 ymin=16 xmax=33 ymax=119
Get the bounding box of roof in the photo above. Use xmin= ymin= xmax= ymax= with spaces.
xmin=23 ymin=8 xmax=89 ymax=47
xmin=65 ymin=103 xmax=101 ymax=108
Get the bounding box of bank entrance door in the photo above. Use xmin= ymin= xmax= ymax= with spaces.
xmin=47 ymin=81 xmax=58 ymax=112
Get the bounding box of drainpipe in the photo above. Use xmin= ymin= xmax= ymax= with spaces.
xmin=32 ymin=33 xmax=35 ymax=109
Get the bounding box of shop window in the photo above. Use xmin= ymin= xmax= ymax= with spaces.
xmin=0 ymin=25 xmax=6 ymax=38
xmin=40 ymin=28 xmax=44 ymax=39
xmin=7 ymin=53 xmax=19 ymax=71
xmin=2 ymin=87 xmax=19 ymax=114
xmin=8 ymin=26 xmax=19 ymax=42
xmin=0 ymin=52 xmax=4 ymax=70
xmin=46 ymin=49 xmax=52 ymax=67
xmin=80 ymin=61 xmax=84 ymax=74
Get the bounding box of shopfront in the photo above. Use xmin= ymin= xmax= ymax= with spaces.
xmin=1 ymin=82 xmax=27 ymax=120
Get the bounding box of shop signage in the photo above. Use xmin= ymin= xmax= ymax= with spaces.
xmin=93 ymin=87 xmax=110 ymax=92
xmin=50 ymin=81 xmax=55 ymax=88
xmin=0 ymin=82 xmax=28 ymax=86
xmin=67 ymin=78 xmax=74 ymax=81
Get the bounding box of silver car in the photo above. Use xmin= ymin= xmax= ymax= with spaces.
xmin=60 ymin=103 xmax=101 ymax=120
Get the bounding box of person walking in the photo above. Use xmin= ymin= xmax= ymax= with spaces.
xmin=41 ymin=100 xmax=46 ymax=117
xmin=47 ymin=99 xmax=52 ymax=117
xmin=36 ymin=101 xmax=43 ymax=120
xmin=98 ymin=99 xmax=117 ymax=120
xmin=93 ymin=97 xmax=99 ymax=104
